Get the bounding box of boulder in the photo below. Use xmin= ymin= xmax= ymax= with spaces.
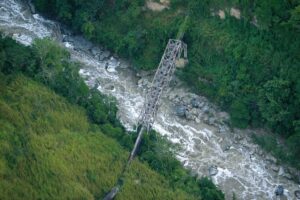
xmin=275 ymin=185 xmax=284 ymax=196
xmin=265 ymin=155 xmax=277 ymax=164
xmin=208 ymin=116 xmax=216 ymax=125
xmin=202 ymin=105 xmax=210 ymax=114
xmin=208 ymin=165 xmax=218 ymax=176
xmin=223 ymin=145 xmax=231 ymax=152
xmin=106 ymin=57 xmax=120 ymax=73
xmin=271 ymin=165 xmax=279 ymax=172
xmin=104 ymin=85 xmax=115 ymax=91
xmin=99 ymin=50 xmax=110 ymax=61
xmin=278 ymin=167 xmax=285 ymax=176
xmin=185 ymin=110 xmax=195 ymax=120
xmin=167 ymin=93 xmax=177 ymax=101
xmin=175 ymin=105 xmax=186 ymax=117
xmin=283 ymin=172 xmax=292 ymax=180
xmin=218 ymin=112 xmax=230 ymax=121
xmin=255 ymin=149 xmax=264 ymax=156
xmin=62 ymin=35 xmax=74 ymax=43
xmin=191 ymin=98 xmax=201 ymax=108
xmin=218 ymin=126 xmax=227 ymax=134
xmin=91 ymin=46 xmax=101 ymax=56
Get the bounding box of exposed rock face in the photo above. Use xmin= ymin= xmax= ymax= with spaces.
xmin=218 ymin=10 xmax=226 ymax=19
xmin=230 ymin=8 xmax=241 ymax=19
xmin=146 ymin=0 xmax=169 ymax=12
xmin=212 ymin=7 xmax=241 ymax=20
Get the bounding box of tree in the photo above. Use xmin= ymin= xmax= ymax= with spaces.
xmin=230 ymin=100 xmax=250 ymax=128
xmin=258 ymin=79 xmax=292 ymax=134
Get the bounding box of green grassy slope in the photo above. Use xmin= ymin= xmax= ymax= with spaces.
xmin=0 ymin=74 xmax=195 ymax=200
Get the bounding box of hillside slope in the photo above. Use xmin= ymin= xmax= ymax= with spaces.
xmin=0 ymin=74 xmax=195 ymax=200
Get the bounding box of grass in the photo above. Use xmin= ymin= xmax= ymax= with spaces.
xmin=0 ymin=74 xmax=195 ymax=200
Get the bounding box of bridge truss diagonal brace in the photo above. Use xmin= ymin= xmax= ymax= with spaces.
xmin=138 ymin=39 xmax=187 ymax=132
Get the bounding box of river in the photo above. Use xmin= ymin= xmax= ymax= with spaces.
xmin=0 ymin=0 xmax=299 ymax=199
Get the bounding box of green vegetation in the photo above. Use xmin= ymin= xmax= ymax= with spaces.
xmin=0 ymin=36 xmax=224 ymax=199
xmin=32 ymin=0 xmax=300 ymax=169
xmin=0 ymin=74 xmax=195 ymax=200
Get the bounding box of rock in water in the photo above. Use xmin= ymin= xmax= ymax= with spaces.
xmin=295 ymin=190 xmax=300 ymax=199
xmin=275 ymin=185 xmax=284 ymax=196
xmin=209 ymin=165 xmax=218 ymax=176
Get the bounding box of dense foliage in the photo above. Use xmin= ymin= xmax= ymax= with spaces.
xmin=0 ymin=36 xmax=224 ymax=199
xmin=33 ymin=0 xmax=300 ymax=169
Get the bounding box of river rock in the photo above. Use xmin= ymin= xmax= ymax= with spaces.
xmin=62 ymin=35 xmax=74 ymax=43
xmin=223 ymin=144 xmax=231 ymax=152
xmin=64 ymin=42 xmax=74 ymax=49
xmin=275 ymin=185 xmax=284 ymax=196
xmin=175 ymin=105 xmax=186 ymax=117
xmin=91 ymin=46 xmax=101 ymax=56
xmin=218 ymin=126 xmax=227 ymax=134
xmin=202 ymin=115 xmax=209 ymax=124
xmin=208 ymin=165 xmax=218 ymax=176
xmin=255 ymin=148 xmax=264 ymax=156
xmin=202 ymin=105 xmax=210 ymax=114
xmin=104 ymin=85 xmax=115 ymax=91
xmin=295 ymin=190 xmax=300 ymax=199
xmin=119 ymin=60 xmax=129 ymax=69
xmin=208 ymin=116 xmax=216 ymax=125
xmin=234 ymin=134 xmax=243 ymax=141
xmin=73 ymin=36 xmax=93 ymax=50
xmin=283 ymin=172 xmax=292 ymax=180
xmin=106 ymin=57 xmax=120 ymax=73
xmin=191 ymin=98 xmax=201 ymax=108
xmin=271 ymin=165 xmax=279 ymax=172
xmin=138 ymin=78 xmax=151 ymax=88
xmin=99 ymin=50 xmax=110 ymax=61
xmin=185 ymin=110 xmax=194 ymax=120
xmin=278 ymin=167 xmax=285 ymax=176
xmin=265 ymin=155 xmax=277 ymax=164
xmin=167 ymin=92 xmax=177 ymax=101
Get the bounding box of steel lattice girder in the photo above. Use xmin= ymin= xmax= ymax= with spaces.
xmin=138 ymin=39 xmax=187 ymax=131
